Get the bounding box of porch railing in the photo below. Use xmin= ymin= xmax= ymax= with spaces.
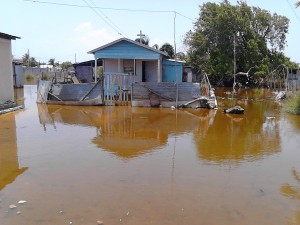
xmin=103 ymin=73 xmax=135 ymax=105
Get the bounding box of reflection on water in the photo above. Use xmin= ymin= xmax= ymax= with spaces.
xmin=281 ymin=169 xmax=300 ymax=224
xmin=195 ymin=99 xmax=281 ymax=165
xmin=0 ymin=112 xmax=28 ymax=190
xmin=281 ymin=169 xmax=300 ymax=200
xmin=37 ymin=90 xmax=282 ymax=164
xmin=1 ymin=86 xmax=300 ymax=225
xmin=38 ymin=105 xmax=205 ymax=158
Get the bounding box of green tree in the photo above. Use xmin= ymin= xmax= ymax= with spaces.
xmin=61 ymin=61 xmax=73 ymax=70
xmin=184 ymin=0 xmax=292 ymax=86
xmin=135 ymin=35 xmax=150 ymax=45
xmin=48 ymin=58 xmax=55 ymax=66
xmin=22 ymin=53 xmax=30 ymax=65
xmin=29 ymin=57 xmax=38 ymax=67
xmin=160 ymin=43 xmax=175 ymax=58
xmin=174 ymin=52 xmax=186 ymax=61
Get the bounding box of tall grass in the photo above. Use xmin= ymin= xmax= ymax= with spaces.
xmin=284 ymin=92 xmax=300 ymax=115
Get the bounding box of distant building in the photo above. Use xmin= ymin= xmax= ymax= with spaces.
xmin=0 ymin=32 xmax=20 ymax=103
xmin=287 ymin=68 xmax=300 ymax=91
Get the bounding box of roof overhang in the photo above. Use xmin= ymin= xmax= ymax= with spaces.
xmin=88 ymin=38 xmax=168 ymax=57
xmin=0 ymin=32 xmax=20 ymax=40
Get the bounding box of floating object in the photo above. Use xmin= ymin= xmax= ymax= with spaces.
xmin=266 ymin=116 xmax=275 ymax=119
xmin=97 ymin=221 xmax=104 ymax=225
xmin=275 ymin=91 xmax=286 ymax=100
xmin=223 ymin=105 xmax=245 ymax=114
xmin=18 ymin=200 xmax=27 ymax=204
xmin=9 ymin=205 xmax=17 ymax=209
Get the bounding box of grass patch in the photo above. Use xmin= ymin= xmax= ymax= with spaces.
xmin=25 ymin=73 xmax=34 ymax=81
xmin=284 ymin=92 xmax=300 ymax=115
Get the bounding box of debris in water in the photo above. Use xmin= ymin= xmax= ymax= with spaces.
xmin=69 ymin=222 xmax=73 ymax=225
xmin=97 ymin=221 xmax=104 ymax=225
xmin=276 ymin=91 xmax=286 ymax=100
xmin=16 ymin=211 xmax=21 ymax=215
xmin=9 ymin=205 xmax=17 ymax=209
xmin=266 ymin=116 xmax=275 ymax=119
xmin=59 ymin=210 xmax=64 ymax=214
xmin=126 ymin=212 xmax=130 ymax=216
xmin=223 ymin=105 xmax=245 ymax=114
xmin=18 ymin=200 xmax=27 ymax=204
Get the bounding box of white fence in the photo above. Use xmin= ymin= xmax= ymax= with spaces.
xmin=103 ymin=73 xmax=135 ymax=105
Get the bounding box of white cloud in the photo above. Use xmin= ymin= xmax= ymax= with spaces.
xmin=73 ymin=22 xmax=117 ymax=50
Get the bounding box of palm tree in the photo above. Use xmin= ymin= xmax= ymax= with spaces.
xmin=152 ymin=44 xmax=159 ymax=49
xmin=22 ymin=53 xmax=30 ymax=65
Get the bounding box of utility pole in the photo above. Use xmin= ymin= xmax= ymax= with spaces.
xmin=233 ymin=35 xmax=236 ymax=81
xmin=28 ymin=49 xmax=30 ymax=67
xmin=137 ymin=30 xmax=145 ymax=43
xmin=173 ymin=11 xmax=176 ymax=56
xmin=233 ymin=34 xmax=236 ymax=94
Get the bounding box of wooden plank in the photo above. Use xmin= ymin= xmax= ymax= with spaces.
xmin=72 ymin=76 xmax=80 ymax=84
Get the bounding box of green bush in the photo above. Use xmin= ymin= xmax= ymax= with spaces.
xmin=284 ymin=92 xmax=300 ymax=115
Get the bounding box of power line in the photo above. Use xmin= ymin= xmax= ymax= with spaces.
xmin=82 ymin=0 xmax=125 ymax=37
xmin=23 ymin=0 xmax=196 ymax=21
xmin=286 ymin=0 xmax=300 ymax=24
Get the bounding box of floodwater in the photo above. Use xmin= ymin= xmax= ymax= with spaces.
xmin=0 ymin=85 xmax=300 ymax=225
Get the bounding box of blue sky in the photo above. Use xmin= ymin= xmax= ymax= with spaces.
xmin=1 ymin=0 xmax=300 ymax=64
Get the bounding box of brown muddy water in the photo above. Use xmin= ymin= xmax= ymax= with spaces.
xmin=0 ymin=85 xmax=300 ymax=225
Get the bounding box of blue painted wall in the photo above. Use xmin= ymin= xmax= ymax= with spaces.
xmin=95 ymin=40 xmax=161 ymax=60
xmin=162 ymin=59 xmax=183 ymax=82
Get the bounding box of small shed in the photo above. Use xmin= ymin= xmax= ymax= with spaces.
xmin=0 ymin=32 xmax=20 ymax=103
xmin=162 ymin=59 xmax=184 ymax=82
xmin=88 ymin=38 xmax=183 ymax=83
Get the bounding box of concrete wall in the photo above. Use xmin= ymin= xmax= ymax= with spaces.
xmin=14 ymin=65 xmax=24 ymax=88
xmin=0 ymin=38 xmax=14 ymax=102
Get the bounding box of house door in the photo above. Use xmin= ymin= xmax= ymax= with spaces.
xmin=142 ymin=61 xmax=146 ymax=82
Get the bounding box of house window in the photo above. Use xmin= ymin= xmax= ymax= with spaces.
xmin=124 ymin=67 xmax=134 ymax=75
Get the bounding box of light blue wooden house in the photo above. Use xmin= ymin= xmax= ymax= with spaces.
xmin=88 ymin=38 xmax=184 ymax=83
xmin=86 ymin=38 xmax=214 ymax=108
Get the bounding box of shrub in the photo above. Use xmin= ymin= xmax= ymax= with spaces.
xmin=284 ymin=92 xmax=300 ymax=115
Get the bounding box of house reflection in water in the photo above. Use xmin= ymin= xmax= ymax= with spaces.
xmin=92 ymin=107 xmax=207 ymax=158
xmin=38 ymin=105 xmax=206 ymax=159
xmin=0 ymin=112 xmax=28 ymax=190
